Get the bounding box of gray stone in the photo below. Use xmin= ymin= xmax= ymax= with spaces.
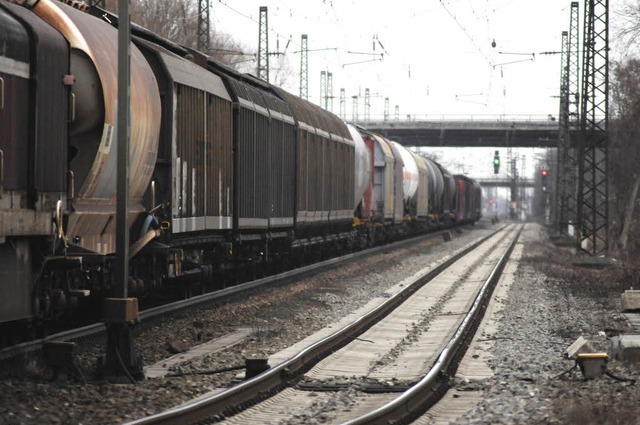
xmin=611 ymin=335 xmax=640 ymax=362
xmin=621 ymin=290 xmax=640 ymax=311
xmin=564 ymin=336 xmax=594 ymax=360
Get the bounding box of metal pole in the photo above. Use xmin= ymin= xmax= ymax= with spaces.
xmin=99 ymin=0 xmax=142 ymax=380
xmin=257 ymin=6 xmax=269 ymax=81
xmin=116 ymin=0 xmax=130 ymax=298
xmin=300 ymin=35 xmax=308 ymax=99
xmin=576 ymin=0 xmax=609 ymax=256
xmin=197 ymin=0 xmax=211 ymax=50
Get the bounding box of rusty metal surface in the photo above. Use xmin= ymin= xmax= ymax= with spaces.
xmin=30 ymin=0 xmax=161 ymax=199
xmin=28 ymin=0 xmax=161 ymax=253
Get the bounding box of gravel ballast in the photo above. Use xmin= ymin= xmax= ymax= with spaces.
xmin=1 ymin=221 xmax=638 ymax=424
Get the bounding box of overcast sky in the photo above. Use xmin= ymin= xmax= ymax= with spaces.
xmin=210 ymin=1 xmax=623 ymax=181
xmin=210 ymin=1 xmax=622 ymax=118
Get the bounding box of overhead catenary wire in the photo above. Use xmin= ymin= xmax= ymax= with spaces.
xmin=439 ymin=0 xmax=494 ymax=67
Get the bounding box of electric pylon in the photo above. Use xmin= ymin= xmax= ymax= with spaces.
xmin=300 ymin=35 xmax=308 ymax=99
xmin=576 ymin=0 xmax=609 ymax=256
xmin=327 ymin=72 xmax=333 ymax=112
xmin=364 ymin=88 xmax=370 ymax=122
xmin=320 ymin=71 xmax=326 ymax=109
xmin=257 ymin=6 xmax=269 ymax=81
xmin=384 ymin=97 xmax=389 ymax=122
xmin=197 ymin=0 xmax=210 ymax=50
xmin=352 ymin=96 xmax=358 ymax=121
xmin=556 ymin=2 xmax=580 ymax=238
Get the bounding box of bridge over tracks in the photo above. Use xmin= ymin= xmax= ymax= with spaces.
xmin=354 ymin=115 xmax=576 ymax=148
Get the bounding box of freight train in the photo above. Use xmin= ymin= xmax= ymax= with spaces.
xmin=0 ymin=0 xmax=482 ymax=337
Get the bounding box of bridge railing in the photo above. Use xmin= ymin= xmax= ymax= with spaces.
xmin=354 ymin=113 xmax=558 ymax=123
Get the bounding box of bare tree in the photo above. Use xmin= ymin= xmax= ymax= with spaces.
xmin=207 ymin=30 xmax=256 ymax=73
xmin=99 ymin=1 xmax=295 ymax=86
xmin=101 ymin=0 xmax=253 ymax=71
xmin=269 ymin=54 xmax=295 ymax=90
xmin=131 ymin=0 xmax=198 ymax=46
xmin=615 ymin=1 xmax=640 ymax=56
xmin=609 ymin=58 xmax=640 ymax=251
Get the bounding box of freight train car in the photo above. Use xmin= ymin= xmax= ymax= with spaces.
xmin=0 ymin=0 xmax=483 ymax=340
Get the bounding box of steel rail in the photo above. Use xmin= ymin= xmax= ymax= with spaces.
xmin=343 ymin=224 xmax=523 ymax=425
xmin=124 ymin=224 xmax=510 ymax=425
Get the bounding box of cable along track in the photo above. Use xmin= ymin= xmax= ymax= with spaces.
xmin=127 ymin=224 xmax=523 ymax=425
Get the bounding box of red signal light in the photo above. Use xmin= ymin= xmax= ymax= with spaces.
xmin=541 ymin=169 xmax=548 ymax=177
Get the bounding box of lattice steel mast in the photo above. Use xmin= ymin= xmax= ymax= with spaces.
xmin=327 ymin=72 xmax=333 ymax=112
xmin=384 ymin=97 xmax=390 ymax=122
xmin=197 ymin=0 xmax=211 ymax=50
xmin=299 ymin=34 xmax=308 ymax=99
xmin=257 ymin=6 xmax=269 ymax=81
xmin=576 ymin=0 xmax=609 ymax=255
xmin=555 ymin=30 xmax=570 ymax=229
xmin=319 ymin=71 xmax=326 ymax=109
xmin=556 ymin=2 xmax=581 ymax=237
xmin=364 ymin=88 xmax=371 ymax=122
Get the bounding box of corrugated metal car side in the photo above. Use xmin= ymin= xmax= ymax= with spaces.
xmin=206 ymin=92 xmax=233 ymax=227
xmin=260 ymin=90 xmax=295 ymax=228
xmin=175 ymin=84 xmax=204 ymax=221
xmin=296 ymin=125 xmax=309 ymax=221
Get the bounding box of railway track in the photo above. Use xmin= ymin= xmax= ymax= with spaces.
xmin=125 ymin=223 xmax=522 ymax=425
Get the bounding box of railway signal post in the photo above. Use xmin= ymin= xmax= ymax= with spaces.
xmin=99 ymin=0 xmax=142 ymax=380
